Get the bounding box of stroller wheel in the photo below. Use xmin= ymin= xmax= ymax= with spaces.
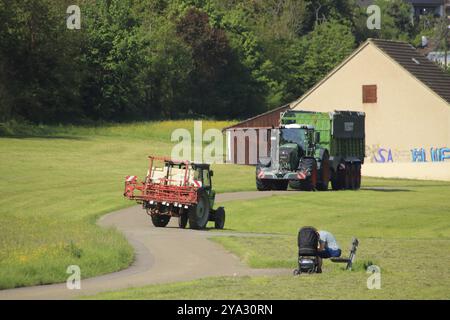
xmin=293 ymin=269 xmax=301 ymax=276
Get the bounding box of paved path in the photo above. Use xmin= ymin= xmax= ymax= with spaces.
xmin=0 ymin=191 xmax=292 ymax=300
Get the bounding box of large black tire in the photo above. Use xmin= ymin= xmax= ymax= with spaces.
xmin=331 ymin=165 xmax=345 ymax=191
xmin=256 ymin=178 xmax=272 ymax=191
xmin=151 ymin=215 xmax=171 ymax=228
xmin=214 ymin=207 xmax=225 ymax=229
xmin=188 ymin=189 xmax=210 ymax=229
xmin=299 ymin=158 xmax=317 ymax=191
xmin=344 ymin=164 xmax=352 ymax=190
xmin=272 ymin=180 xmax=289 ymax=191
xmin=178 ymin=213 xmax=188 ymax=229
xmin=355 ymin=163 xmax=362 ymax=190
xmin=350 ymin=164 xmax=358 ymax=190
xmin=289 ymin=180 xmax=302 ymax=190
xmin=317 ymin=152 xmax=330 ymax=191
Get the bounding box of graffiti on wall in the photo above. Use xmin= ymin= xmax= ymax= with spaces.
xmin=411 ymin=147 xmax=450 ymax=163
xmin=366 ymin=145 xmax=450 ymax=163
xmin=366 ymin=145 xmax=410 ymax=163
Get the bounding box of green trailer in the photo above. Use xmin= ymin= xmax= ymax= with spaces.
xmin=256 ymin=110 xmax=365 ymax=191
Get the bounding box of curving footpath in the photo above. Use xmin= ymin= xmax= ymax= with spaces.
xmin=0 ymin=191 xmax=292 ymax=300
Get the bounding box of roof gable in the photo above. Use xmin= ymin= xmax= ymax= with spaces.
xmin=370 ymin=39 xmax=450 ymax=104
xmin=293 ymin=38 xmax=450 ymax=107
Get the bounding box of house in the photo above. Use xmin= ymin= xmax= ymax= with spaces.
xmin=225 ymin=38 xmax=450 ymax=181
xmin=408 ymin=0 xmax=449 ymax=18
xmin=291 ymin=38 xmax=450 ymax=180
xmin=358 ymin=0 xmax=450 ymax=19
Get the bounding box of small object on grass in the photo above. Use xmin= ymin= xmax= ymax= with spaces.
xmin=330 ymin=238 xmax=359 ymax=270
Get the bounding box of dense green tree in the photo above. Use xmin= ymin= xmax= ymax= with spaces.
xmin=78 ymin=0 xmax=147 ymax=121
xmin=283 ymin=20 xmax=356 ymax=100
xmin=0 ymin=0 xmax=83 ymax=123
xmin=1 ymin=0 xmax=441 ymax=124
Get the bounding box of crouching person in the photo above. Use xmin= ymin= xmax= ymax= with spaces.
xmin=317 ymin=230 xmax=341 ymax=272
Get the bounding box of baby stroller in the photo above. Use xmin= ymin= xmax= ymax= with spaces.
xmin=293 ymin=226 xmax=321 ymax=275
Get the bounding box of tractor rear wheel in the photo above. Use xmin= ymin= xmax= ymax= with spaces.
xmin=188 ymin=189 xmax=210 ymax=230
xmin=151 ymin=215 xmax=171 ymax=228
xmin=256 ymin=178 xmax=272 ymax=191
xmin=214 ymin=207 xmax=226 ymax=229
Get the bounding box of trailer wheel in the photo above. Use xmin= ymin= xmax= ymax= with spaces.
xmin=355 ymin=163 xmax=362 ymax=189
xmin=256 ymin=178 xmax=272 ymax=191
xmin=352 ymin=164 xmax=360 ymax=190
xmin=317 ymin=153 xmax=330 ymax=191
xmin=189 ymin=189 xmax=210 ymax=229
xmin=331 ymin=172 xmax=339 ymax=190
xmin=344 ymin=164 xmax=352 ymax=190
xmin=348 ymin=164 xmax=355 ymax=190
xmin=151 ymin=215 xmax=171 ymax=228
xmin=178 ymin=213 xmax=188 ymax=229
xmin=331 ymin=166 xmax=345 ymax=191
xmin=214 ymin=207 xmax=225 ymax=229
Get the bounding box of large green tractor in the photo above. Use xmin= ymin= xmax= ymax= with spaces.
xmin=256 ymin=111 xmax=365 ymax=192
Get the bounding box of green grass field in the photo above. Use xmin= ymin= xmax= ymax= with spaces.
xmin=2 ymin=121 xmax=449 ymax=299
xmin=86 ymin=179 xmax=450 ymax=300
xmin=0 ymin=120 xmax=255 ymax=289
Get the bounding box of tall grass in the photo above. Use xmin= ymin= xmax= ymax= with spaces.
xmin=0 ymin=120 xmax=245 ymax=289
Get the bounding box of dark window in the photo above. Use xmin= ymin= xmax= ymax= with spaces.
xmin=363 ymin=85 xmax=377 ymax=103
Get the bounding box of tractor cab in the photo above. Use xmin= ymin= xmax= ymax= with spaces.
xmin=191 ymin=163 xmax=215 ymax=209
xmin=279 ymin=124 xmax=318 ymax=171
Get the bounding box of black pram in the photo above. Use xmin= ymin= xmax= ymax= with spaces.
xmin=293 ymin=226 xmax=321 ymax=275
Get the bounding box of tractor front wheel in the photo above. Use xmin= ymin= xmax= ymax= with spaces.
xmin=214 ymin=207 xmax=226 ymax=229
xmin=256 ymin=178 xmax=272 ymax=191
xmin=300 ymin=158 xmax=317 ymax=191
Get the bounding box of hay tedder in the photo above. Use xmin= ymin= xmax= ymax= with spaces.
xmin=124 ymin=156 xmax=225 ymax=230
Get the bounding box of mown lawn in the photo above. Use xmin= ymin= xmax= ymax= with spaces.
xmin=0 ymin=120 xmax=255 ymax=289
xmin=86 ymin=179 xmax=450 ymax=300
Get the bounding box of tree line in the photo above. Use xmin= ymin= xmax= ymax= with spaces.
xmin=0 ymin=0 xmax=444 ymax=124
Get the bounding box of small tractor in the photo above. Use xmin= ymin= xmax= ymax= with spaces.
xmin=124 ymin=156 xmax=225 ymax=230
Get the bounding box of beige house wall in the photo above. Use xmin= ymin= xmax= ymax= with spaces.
xmin=292 ymin=43 xmax=450 ymax=180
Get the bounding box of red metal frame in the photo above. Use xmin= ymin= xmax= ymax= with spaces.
xmin=124 ymin=156 xmax=199 ymax=206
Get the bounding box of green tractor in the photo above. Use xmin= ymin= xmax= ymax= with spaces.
xmin=256 ymin=111 xmax=365 ymax=191
xmin=124 ymin=157 xmax=225 ymax=230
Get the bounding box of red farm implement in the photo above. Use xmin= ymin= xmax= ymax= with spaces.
xmin=124 ymin=156 xmax=225 ymax=230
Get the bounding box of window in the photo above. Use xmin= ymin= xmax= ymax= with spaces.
xmin=363 ymin=85 xmax=377 ymax=103
xmin=202 ymin=169 xmax=211 ymax=189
